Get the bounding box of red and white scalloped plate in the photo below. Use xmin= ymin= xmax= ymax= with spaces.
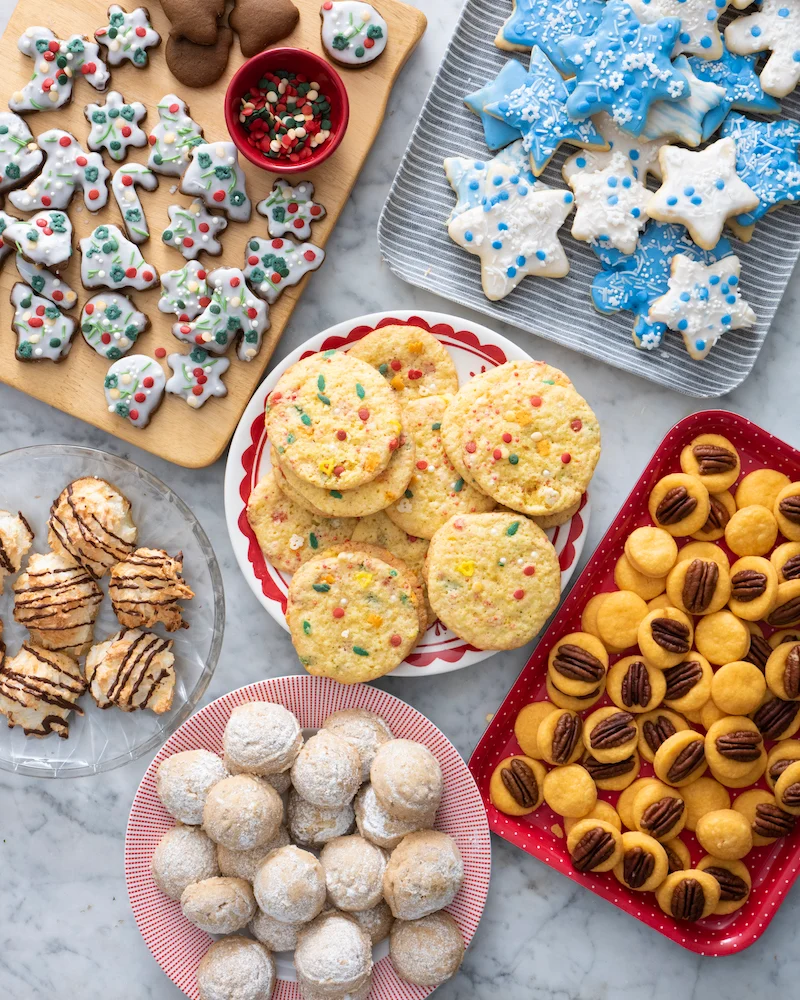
xmin=125 ymin=675 xmax=492 ymax=999
xmin=224 ymin=311 xmax=592 ymax=676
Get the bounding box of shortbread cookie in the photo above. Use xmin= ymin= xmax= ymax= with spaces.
xmin=104 ymin=354 xmax=166 ymax=428
xmin=568 ymin=819 xmax=623 ymax=873
xmin=607 ymin=656 xmax=666 ymax=714
xmin=596 ymin=590 xmax=648 ymax=650
xmin=10 ymin=27 xmax=110 ymax=113
xmin=637 ymin=709 xmax=690 ymax=764
xmin=736 ymin=468 xmax=791 ymax=509
xmin=14 ymin=256 xmax=77 ymax=310
xmin=0 ymin=642 xmax=86 ymax=738
xmin=775 ymin=482 xmax=800 ymax=542
xmin=696 ymin=808 xmax=753 ymax=860
xmin=112 ymin=163 xmax=157 ymax=244
xmin=542 ymin=762 xmax=597 ymax=817
xmin=320 ymin=1 xmax=388 ymax=66
xmin=653 ymin=730 xmax=707 ymax=787
xmin=624 ymin=526 xmax=677 ymax=578
xmin=162 ymin=199 xmax=227 ymax=260
xmin=613 ymin=831 xmax=668 ymax=892
xmin=110 ymin=548 xmax=194 ymax=632
xmin=728 ymin=555 xmax=779 ymax=621
xmin=180 ymin=141 xmax=251 ymax=222
xmin=547 ymin=632 xmax=608 ymax=698
xmin=4 ymin=210 xmax=72 ymax=268
xmin=243 ymin=236 xmax=324 ymax=304
xmin=656 ymin=869 xmax=720 ymax=921
xmin=725 ymin=503 xmax=778 ymax=556
xmin=347 ymin=325 xmax=459 ymax=400
xmin=692 ymin=490 xmax=736 ymax=541
xmin=80 ymin=224 xmax=158 ymax=291
xmin=639 ymin=56 xmax=726 ymax=147
xmin=95 ymin=5 xmax=160 ymax=66
xmin=680 ymin=434 xmax=740 ymax=493
xmin=614 ymin=553 xmax=666 ymax=601
xmin=85 ymin=628 xmax=175 ymax=713
xmin=166 ymin=349 xmax=229 ymax=409
xmin=696 ymin=855 xmax=751 ymax=915
xmin=81 ymin=292 xmax=149 ymax=360
xmin=11 ymin=283 xmax=76 ymax=362
xmin=626 ymin=0 xmax=728 ymax=59
xmin=632 ymin=782 xmax=686 ymax=841
xmin=158 ymin=260 xmax=210 ymax=320
xmin=148 ymin=95 xmax=204 ymax=176
xmin=649 ymin=473 xmax=710 ymax=536
xmin=85 ymin=91 xmax=147 ymax=162
xmin=257 ymin=178 xmax=326 ymax=239
xmin=489 ymin=755 xmax=546 ymax=816
xmin=48 ymin=476 xmax=137 ymax=578
xmin=666 ymin=556 xmax=730 ymax=616
xmin=562 ymin=112 xmax=667 ymax=185
xmin=663 ymin=653 xmax=713 ymax=713
xmin=772 ymin=542 xmax=800 ymax=583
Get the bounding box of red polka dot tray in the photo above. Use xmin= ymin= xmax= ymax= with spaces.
xmin=224 ymin=311 xmax=592 ymax=677
xmin=125 ymin=675 xmax=491 ymax=999
xmin=469 ymin=410 xmax=800 ymax=955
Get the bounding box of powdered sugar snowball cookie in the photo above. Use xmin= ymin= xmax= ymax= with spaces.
xmin=351 ymin=900 xmax=394 ymax=945
xmin=10 ymin=28 xmax=110 ymax=114
xmin=354 ymin=783 xmax=433 ymax=849
xmin=158 ymin=260 xmax=210 ymax=320
xmin=4 ymin=210 xmax=72 ymax=269
xmin=48 ymin=476 xmax=137 ymax=578
xmin=104 ymin=355 xmax=166 ymax=429
xmin=346 ymin=324 xmax=460 ymax=400
xmin=567 ymin=151 xmax=649 ymax=254
xmin=390 ymin=912 xmax=464 ymax=987
xmin=291 ymin=730 xmax=361 ymax=808
xmin=257 ymin=178 xmax=326 ymax=239
xmin=181 ymin=141 xmax=251 ymax=222
xmin=85 ymin=628 xmax=175 ymax=713
xmin=8 ymin=130 xmax=109 ymax=213
xmin=112 ymin=164 xmax=157 ymax=245
xmin=95 ymin=5 xmax=160 ymax=67
xmin=203 ymin=774 xmax=284 ymax=851
xmin=196 ymin=937 xmax=276 ymax=1000
xmin=253 ymin=844 xmax=327 ymax=923
xmin=382 ymin=830 xmax=464 ymax=920
xmin=0 ymin=510 xmax=34 ymax=594
xmin=109 ymin=547 xmax=194 ymax=632
xmin=322 ymin=707 xmax=393 ymax=782
xmin=148 ymin=95 xmax=204 ymax=177
xmin=11 ymin=283 xmax=76 ymax=363
xmin=15 ymin=256 xmax=78 ymax=310
xmin=288 ymin=789 xmax=356 ymax=847
xmin=0 ymin=112 xmax=43 ymax=195
xmin=320 ymin=834 xmax=388 ymax=911
xmin=295 ymin=911 xmax=373 ymax=1000
xmin=0 ymin=642 xmax=86 ymax=739
xmin=217 ymin=826 xmax=291 ymax=881
xmin=166 ymin=349 xmax=230 ymax=409
xmin=80 ymin=223 xmax=158 ymax=291
xmin=157 ymin=749 xmax=229 ymax=824
xmin=85 ymin=91 xmax=147 ymax=162
xmin=370 ymin=739 xmax=443 ymax=822
xmin=81 ymin=292 xmax=149 ymax=360
xmin=320 ymin=1 xmax=388 ymax=67
xmin=151 ymin=824 xmax=219 ymax=900
xmin=243 ymin=236 xmax=325 ymax=305
xmin=162 ymin=199 xmax=227 ymax=261
xmin=181 ymin=877 xmax=256 ymax=934
xmin=223 ymin=701 xmax=303 ymax=777
xmin=250 ymin=908 xmax=304 ymax=952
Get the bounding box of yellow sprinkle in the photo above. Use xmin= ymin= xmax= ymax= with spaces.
xmin=390 ymin=375 xmax=405 ymax=391
xmin=472 ymin=581 xmax=484 ymax=594
xmin=516 ymin=409 xmax=532 ymax=426
xmin=456 ymin=560 xmax=475 ymax=578
xmin=318 ymin=458 xmax=335 ymax=476
xmin=389 ymin=420 xmax=402 ymax=434
xmin=537 ymin=439 xmax=551 ymax=457
xmin=366 ymin=613 xmax=383 ymax=628
xmin=504 ymin=409 xmax=518 ymax=422
xmin=322 ymin=573 xmax=335 ymax=584
xmin=354 ymin=571 xmax=373 ymax=588
xmin=408 ymin=341 xmax=424 ymax=354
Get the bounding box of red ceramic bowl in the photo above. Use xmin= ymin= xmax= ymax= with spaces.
xmin=225 ymin=47 xmax=350 ymax=174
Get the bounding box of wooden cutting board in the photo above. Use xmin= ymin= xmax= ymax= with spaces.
xmin=0 ymin=0 xmax=426 ymax=467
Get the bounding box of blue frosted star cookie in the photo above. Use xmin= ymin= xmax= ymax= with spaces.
xmin=626 ymin=0 xmax=732 ymax=60
xmin=444 ymin=141 xmax=538 ymax=223
xmin=495 ymin=0 xmax=606 ymax=75
xmin=689 ymin=48 xmax=782 ymax=140
xmin=464 ymin=60 xmax=527 ymax=151
xmin=640 ymin=56 xmax=726 ymax=147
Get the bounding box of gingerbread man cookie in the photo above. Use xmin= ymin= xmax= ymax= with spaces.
xmin=11 ymin=283 xmax=76 ymax=362
xmin=85 ymin=92 xmax=148 ymax=162
xmin=10 ymin=27 xmax=110 ymax=113
xmin=4 ymin=210 xmax=72 ymax=269
xmin=257 ymin=179 xmax=327 ymax=239
xmin=95 ymin=5 xmax=161 ymax=67
xmin=180 ymin=142 xmax=251 ymax=222
xmin=80 ymin=223 xmax=158 ymax=291
xmin=147 ymin=95 xmax=204 ymax=176
xmin=104 ymin=355 xmax=166 ymax=428
xmin=162 ymin=199 xmax=227 ymax=260
xmin=81 ymin=292 xmax=149 ymax=360
xmin=166 ymin=348 xmax=229 ymax=408
xmin=172 ymin=267 xmax=269 ymax=361
xmin=157 ymin=260 xmax=211 ymax=320
xmin=8 ymin=130 xmax=109 ymax=212
xmin=243 ymin=237 xmax=325 ymax=304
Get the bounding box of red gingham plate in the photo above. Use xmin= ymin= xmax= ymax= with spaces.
xmin=223 ymin=311 xmax=592 ymax=676
xmin=126 ymin=675 xmax=492 ymax=999
xmin=469 ymin=410 xmax=800 ymax=956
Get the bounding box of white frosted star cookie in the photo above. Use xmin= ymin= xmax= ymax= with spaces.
xmin=562 ymin=112 xmax=667 ymax=184
xmin=158 ymin=260 xmax=210 ymax=320
xmin=112 ymin=164 xmax=157 ymax=244
xmin=640 ymin=56 xmax=727 ymax=147
xmin=568 ymin=151 xmax=649 ymax=253
xmin=166 ymin=349 xmax=230 ymax=408
xmin=725 ymin=0 xmax=800 ymax=97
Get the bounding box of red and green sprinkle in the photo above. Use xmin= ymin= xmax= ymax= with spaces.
xmin=238 ymin=70 xmax=333 ymax=164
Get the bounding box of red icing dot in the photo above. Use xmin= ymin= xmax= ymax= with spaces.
xmin=288 ymin=202 xmax=299 ymax=214
xmin=135 ymin=25 xmax=147 ymax=37
xmin=199 ymin=296 xmax=211 ymax=307
xmin=197 ymin=269 xmax=207 ymax=280
xmin=41 ymin=195 xmax=51 ymax=206
xmin=493 ymin=448 xmax=502 ymax=460
xmin=101 ymin=333 xmax=111 ymax=344
xmin=212 ymin=190 xmax=226 ymax=202
xmin=293 ymin=219 xmax=304 ymax=230
xmin=272 ymin=239 xmax=284 ymax=249
xmin=36 ymin=218 xmax=47 ymax=228
xmin=142 ymin=270 xmax=154 ymax=281
xmin=523 ymin=565 xmax=536 ymax=576
xmin=561 ymin=453 xmax=572 ymax=464
xmin=248 ymin=255 xmax=259 ymax=266
xmin=88 ymin=189 xmax=100 ymax=201
xmin=530 ymin=395 xmax=542 ymax=407
xmin=122 ymin=174 xmax=133 ymax=186
xmin=180 ymin=324 xmax=192 ymax=335
xmin=125 ymin=266 xmax=138 ymax=278
xmin=364 ymin=37 xmax=375 ymax=48
xmin=52 ymin=290 xmax=63 ymax=301
xmin=358 ymin=407 xmax=369 ymax=421
xmin=336 ymin=430 xmax=347 ymax=441
xmin=121 ymin=125 xmax=132 ymax=138
xmin=194 ymin=334 xmax=205 ymax=344
xmin=333 ymin=607 xmax=345 ymax=619
xmin=407 ymin=369 xmax=422 ymax=380
xmin=129 ymin=409 xmax=140 ymax=421
xmin=465 ymin=441 xmax=476 ymax=454
xmin=193 ymin=368 xmax=204 ymax=378
xmin=148 ymin=135 xmax=157 ymax=145
xmin=169 ymin=103 xmax=180 ymax=113
xmin=571 ymin=419 xmax=583 ymax=432
xmin=81 ymin=62 xmax=97 ymax=75
xmin=416 ymin=460 xmax=428 ymax=471
xmin=310 ymin=206 xmax=322 ymax=217
xmin=28 ymin=317 xmax=43 ymax=328
xmin=155 ymin=347 xmax=167 ymax=358
xmin=246 ymin=307 xmax=257 ymax=319
xmin=43 ymin=51 xmax=55 ymax=62
xmin=182 ymin=237 xmax=195 ymax=248
xmin=48 ymin=40 xmax=59 ymax=51
xmin=303 ymin=250 xmax=316 ymax=262
xmin=197 ymin=374 xmax=208 ymax=385
xmin=230 ymin=276 xmax=241 ymax=287
xmin=502 ymin=432 xmax=512 ymax=443
xmin=58 ymin=135 xmax=71 ymax=146
xmin=134 ymin=392 xmax=146 ymax=403
xmin=43 ymin=228 xmax=53 ymax=236
xmin=41 ymin=78 xmax=54 ymax=92
xmin=35 ymin=305 xmax=45 ymax=316
xmin=513 ymin=589 xmax=525 ymax=600
xmin=76 ymin=155 xmax=87 ymax=166
xmin=191 ymin=385 xmax=204 ymax=396
xmin=271 ymin=273 xmax=283 ymax=285
xmin=199 ymin=222 xmax=209 ymax=233
xmin=390 ymin=634 xmax=402 ymax=647
xmin=143 ymin=377 xmax=155 ymax=388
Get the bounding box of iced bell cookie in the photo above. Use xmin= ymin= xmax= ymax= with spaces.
xmin=320 ymin=1 xmax=388 ymax=66
xmin=94 ymin=6 xmax=160 ymax=66
xmin=85 ymin=92 xmax=147 ymax=162
xmin=767 ymin=581 xmax=800 ymax=628
xmin=637 ymin=709 xmax=690 ymax=764
xmin=180 ymin=141 xmax=251 ymax=222
xmin=584 ymin=707 xmax=638 ymax=764
xmin=696 ymin=856 xmax=751 ymax=915
xmin=725 ymin=504 xmax=778 ymax=557
xmin=568 ymin=819 xmax=623 ymax=873
xmin=48 ymin=476 xmax=136 ymax=579
xmin=734 ymin=788 xmax=796 ymax=846
xmin=166 ymin=350 xmax=229 ymax=409
xmin=104 ymin=354 xmax=166 ymax=429
xmin=424 ymin=512 xmax=561 ymax=651
xmin=666 ymin=557 xmax=731 ymax=616
xmin=775 ymin=482 xmax=800 ymax=542
xmin=695 ymin=808 xmax=753 ymax=860
xmin=257 ymin=178 xmax=326 ymax=239
xmin=81 ymin=293 xmax=149 ymax=360
xmin=80 ymin=224 xmax=158 ymax=291
xmin=596 ymin=591 xmax=649 ymax=650
xmin=692 ymin=490 xmax=736 ymax=542
xmin=632 ymin=782 xmax=686 ymax=841
xmin=4 ymin=210 xmax=72 ymax=269
xmin=11 ymin=283 xmax=76 ymax=363
xmin=649 ymin=474 xmax=710 ymax=537
xmin=10 ymin=27 xmax=110 ymax=114
xmin=728 ymin=556 xmax=779 ymax=621
xmin=711 ymin=660 xmax=766 ymax=715
xmin=162 ymin=199 xmax=227 ymax=261
xmin=766 ymin=740 xmax=800 ymax=791
xmin=158 ymin=260 xmax=210 ymax=320
xmin=243 ymin=236 xmax=325 ymax=305
xmin=614 ymin=553 xmax=666 ymax=601
xmin=489 ymin=755 xmax=546 ymax=816
xmin=537 ymin=709 xmax=583 ymax=765
xmin=653 ymin=730 xmax=707 ymax=788
xmin=148 ymin=95 xmax=204 ymax=176
xmin=86 ymin=628 xmax=175 ymax=713
xmin=613 ymin=831 xmax=668 ymax=892
xmin=705 ymin=716 xmax=765 ymax=784
xmin=694 ymin=610 xmax=750 ymax=665
xmin=680 ymin=434 xmax=740 ymax=493
xmin=766 ymin=641 xmax=800 ymax=701
xmin=624 ymin=526 xmax=678 ymax=579
xmin=656 ymin=869 xmax=720 ymax=922
xmin=347 ymin=325 xmax=459 ymax=400
xmin=542 ymin=763 xmax=597 ymax=818
xmin=514 ymin=701 xmax=558 ymax=759
xmin=607 ymin=656 xmax=666 ymax=714
xmin=547 ymin=632 xmax=608 ymax=699
xmin=680 ymin=777 xmax=731 ymax=833
xmin=112 ymin=164 xmax=157 ymax=245
xmin=0 ymin=642 xmax=86 ymax=739
xmin=0 ymin=510 xmax=34 ymax=594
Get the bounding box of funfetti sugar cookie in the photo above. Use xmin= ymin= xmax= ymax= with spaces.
xmin=257 ymin=179 xmax=326 ymax=240
xmin=15 ymin=256 xmax=78 ymax=310
xmin=561 ymin=0 xmax=688 ymax=136
xmin=0 ymin=113 xmax=43 ymax=195
xmin=347 ymin=324 xmax=459 ymax=400
xmin=148 ymin=95 xmax=204 ymax=177
xmin=639 ymin=56 xmax=726 ymax=148
xmin=567 ymin=151 xmax=649 ymax=254
xmin=94 ymin=5 xmax=160 ymax=67
xmin=180 ymin=141 xmax=251 ymax=222
xmin=4 ymin=210 xmax=72 ymax=269
xmin=10 ymin=27 xmax=110 ymax=113
xmin=8 ymin=130 xmax=109 ymax=212
xmin=80 ymin=224 xmax=158 ymax=291
xmin=85 ymin=91 xmax=147 ymax=163
xmin=162 ymin=199 xmax=227 ymax=260
xmin=11 ymin=283 xmax=76 ymax=362
xmin=243 ymin=237 xmax=325 ymax=304
xmin=112 ymin=164 xmax=157 ymax=245
xmin=0 ymin=212 xmax=21 ymax=267
xmin=485 ymin=47 xmax=607 ymax=177
xmin=464 ymin=60 xmax=528 ymax=151
xmin=725 ymin=0 xmax=800 ymax=97
xmin=625 ymin=0 xmax=731 ymax=59
xmin=81 ymin=292 xmax=149 ymax=360
xmin=172 ymin=266 xmax=269 ymax=362
xmin=647 ymin=139 xmax=759 ymax=249
xmin=104 ymin=355 xmax=166 ymax=428
xmin=166 ymin=348 xmax=229 ymax=409
xmin=157 ymin=260 xmax=210 ymax=320
xmin=320 ymin=2 xmax=388 ymax=67
xmin=562 ymin=113 xmax=667 ymax=185
xmin=688 ymin=49 xmax=781 ymax=141
xmin=495 ymin=0 xmax=606 ymax=75
xmin=648 ymin=254 xmax=757 ymax=359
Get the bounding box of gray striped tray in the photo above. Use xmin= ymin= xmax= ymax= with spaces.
xmin=378 ymin=0 xmax=800 ymax=397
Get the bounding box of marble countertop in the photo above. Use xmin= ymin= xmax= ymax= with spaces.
xmin=2 ymin=1 xmax=800 ymax=997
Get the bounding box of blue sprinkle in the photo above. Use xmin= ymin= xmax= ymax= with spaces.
xmin=709 ymin=275 xmax=720 ymax=285
xmin=706 ymin=10 xmax=716 ymax=19
xmin=608 ymin=194 xmax=619 ymax=205
xmin=632 ymin=207 xmax=640 ymax=217
xmin=691 ymin=196 xmax=702 ymax=205
xmin=729 ymin=275 xmax=738 ymax=285
xmin=498 ymin=222 xmax=509 ymax=231
xmin=751 ymin=25 xmax=762 ymax=35
xmin=622 ymin=177 xmax=632 ymax=188
xmin=779 ymin=7 xmax=790 ymax=15
xmin=564 ymin=192 xmax=574 ymax=204
xmin=517 ymin=255 xmax=526 ymax=266
xmin=492 ymin=240 xmax=503 ymax=250
xmin=465 ymin=231 xmax=473 ymax=242
xmin=630 ymin=149 xmax=640 ymax=161
xmin=722 ymin=284 xmax=729 ymax=294
xmin=684 ymin=186 xmax=695 ymax=196
xmin=696 ymin=339 xmax=706 ymax=351
xmin=680 ymin=291 xmax=690 ymax=301
xmin=698 ymin=287 xmax=709 ymax=301
xmin=608 ymin=176 xmax=618 ymax=188
xmin=536 ymin=249 xmax=547 ymax=260
xmin=519 ymin=185 xmax=529 ymax=196
xmin=576 ymin=157 xmax=587 ymax=168
xmin=667 ymin=196 xmax=678 ymax=206
xmin=499 ymin=191 xmax=509 ymax=201
xmin=794 ymin=51 xmax=800 ymax=61
xmin=680 ymin=32 xmax=690 ymax=43
xmin=678 ymin=319 xmax=688 ymax=331
xmin=715 ymin=179 xmax=725 ymax=190
xmin=727 ymin=294 xmax=737 ymax=304
xmin=493 ymin=176 xmax=502 ymax=187
xmin=700 ymin=36 xmax=712 ymax=47
xmin=474 ymin=161 xmax=485 ymax=169
xmin=721 ymin=314 xmax=732 ymax=325
xmin=507 ymin=266 xmax=517 ymax=278
xmin=469 ymin=180 xmax=479 ymax=192
xmin=510 ymin=174 xmax=520 ymax=184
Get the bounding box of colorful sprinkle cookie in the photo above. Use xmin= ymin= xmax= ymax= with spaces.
xmin=81 ymin=292 xmax=149 ymax=359
xmin=11 ymin=282 xmax=76 ymax=362
xmin=0 ymin=112 xmax=43 ymax=195
xmin=162 ymin=199 xmax=227 ymax=260
xmin=626 ymin=0 xmax=731 ymax=59
xmin=562 ymin=112 xmax=667 ymax=185
xmin=320 ymin=1 xmax=388 ymax=67
xmin=180 ymin=141 xmax=251 ymax=223
xmin=94 ymin=5 xmax=160 ymax=67
xmin=15 ymin=256 xmax=78 ymax=310
xmin=10 ymin=26 xmax=110 ymax=113
xmin=157 ymin=260 xmax=210 ymax=320
xmin=346 ymin=324 xmax=459 ymax=400
xmin=257 ymin=179 xmax=326 ymax=239
xmin=243 ymin=237 xmax=325 ymax=304
xmin=104 ymin=354 xmax=166 ymax=428
xmin=4 ymin=210 xmax=72 ymax=268
xmin=267 ymin=350 xmax=403 ymax=491
xmin=567 ymin=151 xmax=649 ymax=254
xmin=166 ymin=348 xmax=229 ymax=408
xmin=85 ymin=91 xmax=147 ymax=162
xmin=725 ymin=0 xmax=800 ymax=97
xmin=80 ymin=223 xmax=159 ymax=291
xmin=424 ymin=512 xmax=561 ymax=650
xmin=688 ymin=49 xmax=781 ymax=141
xmin=112 ymin=164 xmax=158 ymax=244
xmin=464 ymin=60 xmax=529 ymax=151
xmin=495 ymin=0 xmax=605 ymax=75
xmin=147 ymin=95 xmax=204 ymax=176
xmin=639 ymin=56 xmax=726 ymax=148
xmin=8 ymin=129 xmax=109 ymax=212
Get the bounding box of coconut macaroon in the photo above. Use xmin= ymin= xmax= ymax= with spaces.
xmin=85 ymin=628 xmax=175 ymax=714
xmin=0 ymin=510 xmax=34 ymax=593
xmin=48 ymin=477 xmax=137 ymax=579
xmin=109 ymin=548 xmax=194 ymax=632
xmin=13 ymin=551 xmax=103 ymax=658
xmin=0 ymin=642 xmax=86 ymax=738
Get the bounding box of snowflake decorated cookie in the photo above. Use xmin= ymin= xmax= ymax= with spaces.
xmin=15 ymin=256 xmax=78 ymax=310
xmin=80 ymin=223 xmax=159 ymax=291
xmin=464 ymin=60 xmax=528 ymax=151
xmin=495 ymin=0 xmax=606 ymax=75
xmin=568 ymin=151 xmax=649 ymax=253
xmin=640 ymin=56 xmax=726 ymax=147
xmin=166 ymin=348 xmax=229 ymax=408
xmin=445 ymin=140 xmax=539 ymax=223
xmin=688 ymin=49 xmax=781 ymax=140
xmin=147 ymin=95 xmax=204 ymax=176
xmin=257 ymin=179 xmax=327 ymax=239
xmin=157 ymin=261 xmax=211 ymax=320
xmin=180 ymin=142 xmax=251 ymax=223
xmin=94 ymin=5 xmax=161 ymax=67
xmin=243 ymin=237 xmax=326 ymax=304
xmin=11 ymin=283 xmax=76 ymax=362
xmin=626 ymin=0 xmax=731 ymax=59
xmin=172 ymin=267 xmax=270 ymax=362
xmin=85 ymin=92 xmax=148 ymax=162
xmin=725 ymin=0 xmax=800 ymax=97
xmin=562 ymin=112 xmax=668 ymax=184
xmin=320 ymin=2 xmax=388 ymax=66
xmin=648 ymin=254 xmax=757 ymax=359
xmin=0 ymin=113 xmax=43 ymax=195
xmin=112 ymin=164 xmax=158 ymax=244
xmin=161 ymin=199 xmax=227 ymax=260
xmin=4 ymin=210 xmax=72 ymax=268
xmin=104 ymin=355 xmax=166 ymax=428
xmin=10 ymin=27 xmax=110 ymax=113
xmin=8 ymin=130 xmax=109 ymax=212
xmin=82 ymin=292 xmax=149 ymax=359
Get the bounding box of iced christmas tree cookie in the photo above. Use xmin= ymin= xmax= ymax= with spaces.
xmin=148 ymin=94 xmax=204 ymax=176
xmin=11 ymin=283 xmax=76 ymax=362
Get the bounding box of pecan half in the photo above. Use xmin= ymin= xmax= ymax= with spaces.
xmin=623 ymin=846 xmax=655 ymax=889
xmin=784 ymin=645 xmax=800 ymax=700
xmin=744 ymin=635 xmax=772 ymax=672
xmin=753 ymin=698 xmax=800 ymax=740
xmin=671 ymin=878 xmax=705 ymax=921
xmin=664 ymin=844 xmax=683 ymax=874
xmin=693 ymin=443 xmax=737 ymax=475
xmin=779 ymin=633 xmax=800 ymax=645
xmin=642 ymin=796 xmax=684 ymax=839
xmin=656 ymin=486 xmax=698 ymax=526
xmin=782 ymin=782 xmax=800 ymax=809
xmin=500 ymin=758 xmax=538 ymax=807
xmin=731 ymin=569 xmax=767 ymax=602
xmin=664 ymin=660 xmax=702 ymax=700
xmin=769 ymin=757 xmax=794 ymax=783
xmin=782 ymin=555 xmax=800 ymax=581
xmin=701 ymin=494 xmax=731 ymax=534
xmin=651 ymin=617 xmax=691 ymax=654
xmin=642 ymin=714 xmax=677 ymax=754
xmin=704 ymin=866 xmax=748 ymax=902
xmin=779 ymin=495 xmax=800 ymax=525
xmin=550 ymin=678 xmax=601 ymax=701
xmin=768 ymin=598 xmax=800 ymax=628
xmin=590 ymin=712 xmax=636 ymax=750
xmin=552 ymin=643 xmax=605 ymax=683
xmin=754 ymin=802 xmax=796 ymax=838
xmin=572 ymin=826 xmax=617 ymax=873
xmin=715 ymin=730 xmax=762 ymax=762
xmin=667 ymin=740 xmax=706 ymax=784
xmin=621 ymin=661 xmax=651 ymax=708
xmin=682 ymin=560 xmax=719 ymax=614
xmin=551 ymin=713 xmax=582 ymax=765
xmin=583 ymin=754 xmax=637 ymax=781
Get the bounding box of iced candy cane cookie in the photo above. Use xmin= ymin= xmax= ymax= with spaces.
xmin=104 ymin=355 xmax=166 ymax=429
xmin=257 ymin=179 xmax=326 ymax=239
xmin=81 ymin=292 xmax=149 ymax=360
xmin=320 ymin=1 xmax=388 ymax=66
xmin=112 ymin=164 xmax=158 ymax=245
xmin=11 ymin=283 xmax=76 ymax=362
xmin=8 ymin=129 xmax=109 ymax=212
xmin=85 ymin=91 xmax=147 ymax=162
xmin=148 ymin=95 xmax=204 ymax=176
xmin=80 ymin=223 xmax=158 ymax=291
xmin=346 ymin=325 xmax=459 ymax=400
xmin=166 ymin=349 xmax=229 ymax=408
xmin=162 ymin=199 xmax=227 ymax=260
xmin=94 ymin=5 xmax=160 ymax=67
xmin=180 ymin=141 xmax=251 ymax=222
xmin=243 ymin=237 xmax=325 ymax=304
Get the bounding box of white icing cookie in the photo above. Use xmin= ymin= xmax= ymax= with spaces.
xmin=85 ymin=91 xmax=147 ymax=162
xmin=256 ymin=179 xmax=327 ymax=239
xmin=626 ymin=0 xmax=730 ymax=59
xmin=81 ymin=292 xmax=149 ymax=359
xmin=648 ymin=253 xmax=757 ymax=359
xmin=568 ymin=151 xmax=649 ymax=253
xmin=148 ymin=94 xmax=204 ymax=176
xmin=161 ymin=199 xmax=227 ymax=260
xmin=4 ymin=210 xmax=72 ymax=268
xmin=243 ymin=237 xmax=325 ymax=304
xmin=15 ymin=255 xmax=78 ymax=310
xmin=640 ymin=56 xmax=726 ymax=148
xmin=112 ymin=164 xmax=158 ymax=244
xmin=180 ymin=142 xmax=251 ymax=222
xmin=80 ymin=223 xmax=159 ymax=291
xmin=158 ymin=261 xmax=211 ymax=320
xmin=104 ymin=355 xmax=166 ymax=428
xmin=725 ymin=0 xmax=800 ymax=98
xmin=562 ymin=112 xmax=667 ymax=185
xmin=166 ymin=349 xmax=229 ymax=408
xmin=320 ymin=1 xmax=388 ymax=65
xmin=0 ymin=113 xmax=43 ymax=194
xmin=172 ymin=267 xmax=270 ymax=362
xmin=10 ymin=27 xmax=110 ymax=113
xmin=8 ymin=129 xmax=109 ymax=212
xmin=11 ymin=282 xmax=76 ymax=362
xmin=94 ymin=5 xmax=160 ymax=67
xmin=0 ymin=212 xmax=21 ymax=266
xmin=647 ymin=138 xmax=760 ymax=249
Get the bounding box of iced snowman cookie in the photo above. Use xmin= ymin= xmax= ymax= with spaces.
xmin=180 ymin=142 xmax=251 ymax=222
xmin=162 ymin=199 xmax=227 ymax=260
xmin=148 ymin=95 xmax=204 ymax=176
xmin=104 ymin=355 xmax=166 ymax=428
xmin=81 ymin=293 xmax=149 ymax=360
xmin=257 ymin=179 xmax=327 ymax=239
xmin=158 ymin=261 xmax=211 ymax=320
xmin=172 ymin=267 xmax=269 ymax=362
xmin=243 ymin=237 xmax=325 ymax=304
xmin=15 ymin=256 xmax=78 ymax=310
xmin=166 ymin=348 xmax=229 ymax=408
xmin=8 ymin=130 xmax=109 ymax=212
xmin=112 ymin=164 xmax=158 ymax=244
xmin=85 ymin=91 xmax=147 ymax=162
xmin=11 ymin=283 xmax=76 ymax=362
xmin=10 ymin=27 xmax=110 ymax=113
xmin=80 ymin=223 xmax=158 ymax=291
xmin=94 ymin=5 xmax=160 ymax=67
xmin=0 ymin=113 xmax=43 ymax=195
xmin=320 ymin=1 xmax=388 ymax=66
xmin=4 ymin=210 xmax=72 ymax=269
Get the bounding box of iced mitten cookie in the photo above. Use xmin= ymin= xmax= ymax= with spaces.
xmin=0 ymin=642 xmax=86 ymax=739
xmin=15 ymin=257 xmax=78 ymax=310
xmin=0 ymin=510 xmax=33 ymax=593
xmin=180 ymin=142 xmax=251 ymax=222
xmin=95 ymin=5 xmax=160 ymax=67
xmin=110 ymin=548 xmax=194 ymax=632
xmin=9 ymin=130 xmax=109 ymax=213
xmin=86 ymin=628 xmax=175 ymax=712
xmin=162 ymin=199 xmax=227 ymax=260
xmin=112 ymin=164 xmax=158 ymax=245
xmin=158 ymin=260 xmax=210 ymax=320
xmin=320 ymin=1 xmax=388 ymax=66
xmin=81 ymin=293 xmax=149 ymax=360
xmin=148 ymin=95 xmax=204 ymax=176
xmin=10 ymin=27 xmax=110 ymax=113
xmin=104 ymin=355 xmax=166 ymax=429
xmin=348 ymin=325 xmax=459 ymax=400
xmin=166 ymin=350 xmax=229 ymax=408
xmin=257 ymin=178 xmax=326 ymax=239
xmin=49 ymin=476 xmax=137 ymax=578
xmin=85 ymin=91 xmax=147 ymax=162
xmin=243 ymin=236 xmax=324 ymax=304
xmin=11 ymin=284 xmax=76 ymax=363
